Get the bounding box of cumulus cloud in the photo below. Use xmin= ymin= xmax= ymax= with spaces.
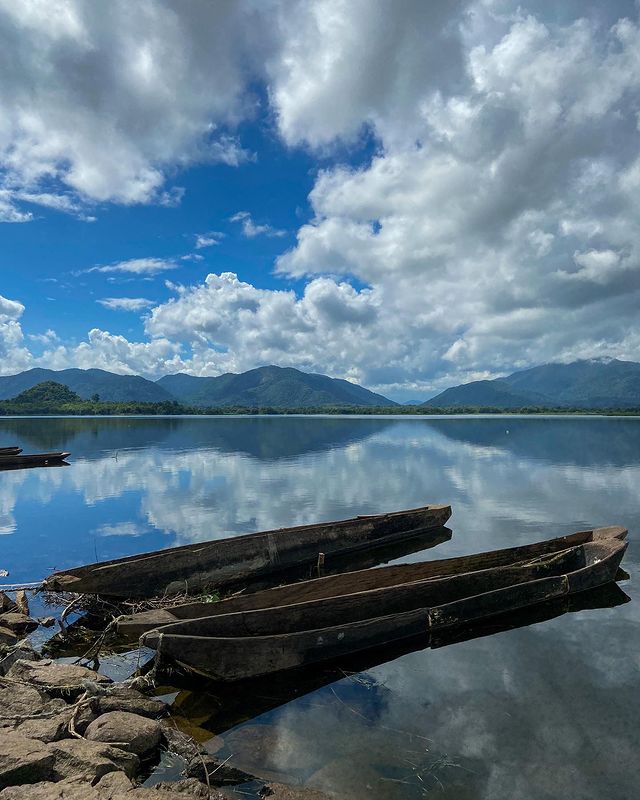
xmin=3 ymin=1 xmax=640 ymax=394
xmin=230 ymin=211 xmax=286 ymax=238
xmin=0 ymin=0 xmax=264 ymax=216
xmin=97 ymin=297 xmax=155 ymax=312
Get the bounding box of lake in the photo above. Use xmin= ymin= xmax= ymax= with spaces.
xmin=1 ymin=415 xmax=638 ymax=799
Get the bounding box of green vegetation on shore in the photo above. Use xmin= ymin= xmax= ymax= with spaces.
xmin=0 ymin=381 xmax=638 ymax=416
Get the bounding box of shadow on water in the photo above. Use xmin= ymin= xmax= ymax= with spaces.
xmin=164 ymin=581 xmax=630 ymax=739
xmin=0 ymin=416 xmax=397 ymax=462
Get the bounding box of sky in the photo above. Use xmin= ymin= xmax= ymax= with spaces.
xmin=1 ymin=0 xmax=640 ymax=402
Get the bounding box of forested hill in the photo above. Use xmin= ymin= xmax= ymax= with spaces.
xmin=0 ymin=365 xmax=392 ymax=408
xmin=423 ymin=360 xmax=640 ymax=409
xmin=0 ymin=368 xmax=173 ymax=403
xmin=157 ymin=365 xmax=395 ymax=407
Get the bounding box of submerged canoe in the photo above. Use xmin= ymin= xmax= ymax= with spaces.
xmin=0 ymin=446 xmax=22 ymax=455
xmin=45 ymin=503 xmax=452 ymax=598
xmin=0 ymin=452 xmax=70 ymax=468
xmin=118 ymin=524 xmax=627 ymax=637
xmin=141 ymin=537 xmax=627 ymax=681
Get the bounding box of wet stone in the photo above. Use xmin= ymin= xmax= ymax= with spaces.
xmin=185 ymin=754 xmax=255 ymax=786
xmin=84 ymin=711 xmax=162 ymax=757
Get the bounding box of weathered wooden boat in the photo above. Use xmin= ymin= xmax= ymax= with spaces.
xmin=0 ymin=446 xmax=22 ymax=455
xmin=0 ymin=452 xmax=70 ymax=469
xmin=140 ymin=537 xmax=627 ymax=681
xmin=150 ymin=582 xmax=631 ymax=732
xmin=118 ymin=524 xmax=626 ymax=638
xmin=44 ymin=503 xmax=452 ymax=598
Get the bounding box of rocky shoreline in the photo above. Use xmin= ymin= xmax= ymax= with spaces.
xmin=0 ymin=593 xmax=330 ymax=800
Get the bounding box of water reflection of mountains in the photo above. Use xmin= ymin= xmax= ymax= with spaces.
xmin=423 ymin=416 xmax=640 ymax=467
xmin=2 ymin=415 xmax=640 ymax=466
xmin=0 ymin=417 xmax=396 ymax=461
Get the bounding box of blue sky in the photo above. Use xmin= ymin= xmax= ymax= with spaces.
xmin=1 ymin=1 xmax=640 ymax=401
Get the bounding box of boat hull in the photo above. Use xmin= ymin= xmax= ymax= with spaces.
xmin=118 ymin=524 xmax=627 ymax=637
xmin=141 ymin=538 xmax=627 ymax=681
xmin=45 ymin=503 xmax=452 ymax=598
xmin=0 ymin=452 xmax=70 ymax=468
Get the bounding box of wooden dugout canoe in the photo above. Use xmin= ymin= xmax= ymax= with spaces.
xmin=118 ymin=524 xmax=627 ymax=638
xmin=0 ymin=451 xmax=70 ymax=468
xmin=151 ymin=583 xmax=631 ymax=731
xmin=0 ymin=446 xmax=22 ymax=455
xmin=44 ymin=503 xmax=452 ymax=598
xmin=141 ymin=537 xmax=628 ymax=681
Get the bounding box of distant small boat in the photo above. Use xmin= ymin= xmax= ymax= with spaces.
xmin=44 ymin=504 xmax=452 ymax=598
xmin=118 ymin=524 xmax=627 ymax=638
xmin=0 ymin=446 xmax=22 ymax=455
xmin=0 ymin=452 xmax=70 ymax=469
xmin=140 ymin=535 xmax=627 ymax=681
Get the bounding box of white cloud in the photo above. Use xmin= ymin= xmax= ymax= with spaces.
xmin=230 ymin=211 xmax=286 ymax=238
xmin=2 ymin=2 xmax=640 ymax=393
xmin=0 ymin=0 xmax=265 ymax=217
xmin=28 ymin=329 xmax=59 ymax=344
xmin=87 ymin=258 xmax=177 ymax=276
xmin=97 ymin=297 xmax=155 ymax=312
xmin=194 ymin=232 xmax=224 ymax=249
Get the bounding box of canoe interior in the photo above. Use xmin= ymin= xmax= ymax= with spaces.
xmin=142 ymin=540 xmax=625 ymax=640
xmin=45 ymin=503 xmax=452 ymax=597
xmin=118 ymin=524 xmax=627 ymax=636
xmin=141 ymin=538 xmax=627 ymax=681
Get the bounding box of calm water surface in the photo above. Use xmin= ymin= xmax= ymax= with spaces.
xmin=1 ymin=415 xmax=638 ymax=799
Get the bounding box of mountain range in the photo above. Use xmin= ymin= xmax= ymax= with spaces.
xmin=0 ymin=366 xmax=394 ymax=408
xmin=424 ymin=359 xmax=640 ymax=409
xmin=1 ymin=360 xmax=639 ymax=409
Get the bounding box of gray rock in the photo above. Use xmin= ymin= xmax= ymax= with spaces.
xmin=85 ymin=711 xmax=162 ymax=757
xmin=15 ymin=702 xmax=74 ymax=743
xmin=0 ymin=772 xmax=133 ymax=799
xmin=49 ymin=738 xmax=139 ymax=781
xmin=0 ymin=614 xmax=38 ymax=636
xmin=0 ymin=629 xmax=17 ymax=649
xmin=259 ymin=784 xmax=333 ymax=799
xmin=0 ymin=594 xmax=16 ymax=615
xmin=0 ymin=732 xmax=55 ymax=788
xmin=153 ymin=779 xmax=210 ymax=797
xmin=75 ymin=686 xmax=168 ymax=734
xmin=6 ymin=660 xmax=111 ymax=699
xmin=0 ymin=643 xmax=40 ymax=677
xmin=0 ymin=682 xmax=47 ymax=719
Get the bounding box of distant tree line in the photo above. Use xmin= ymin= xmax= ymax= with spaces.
xmin=0 ymin=381 xmax=638 ymax=416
